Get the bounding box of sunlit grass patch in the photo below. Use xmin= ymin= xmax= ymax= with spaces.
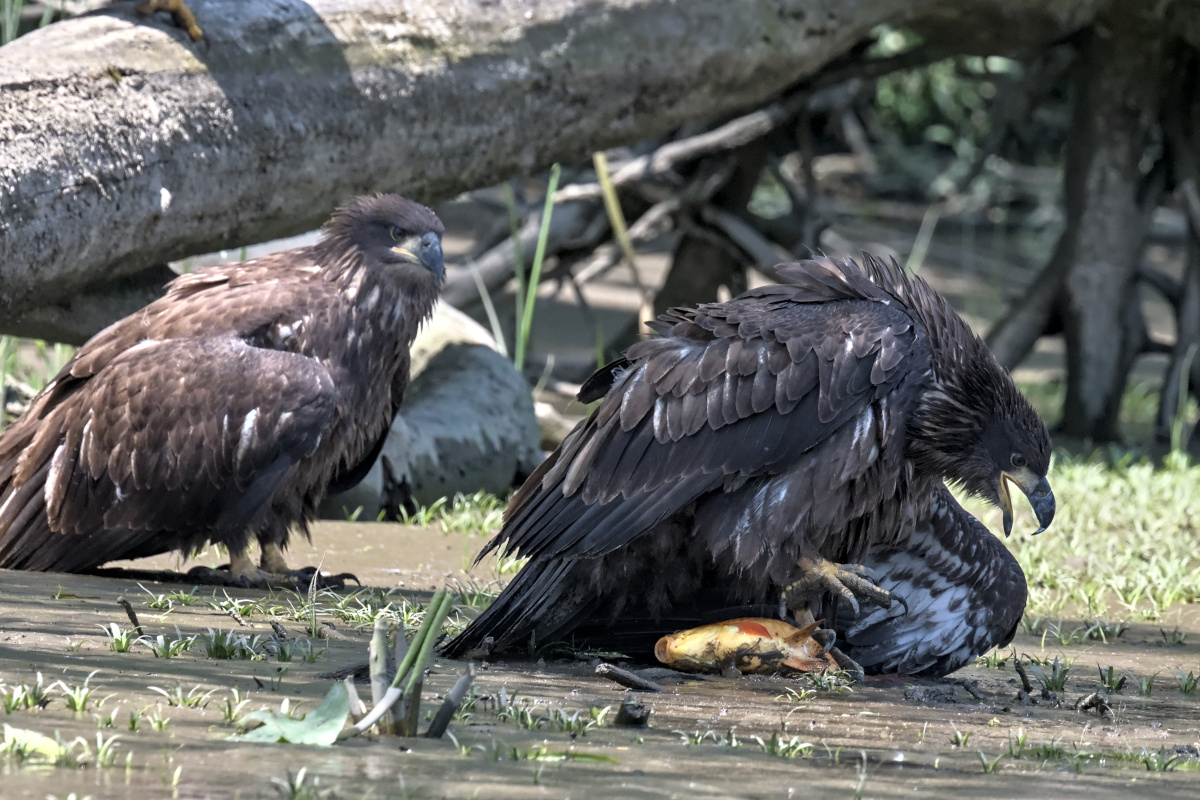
xmin=399 ymin=490 xmax=508 ymax=537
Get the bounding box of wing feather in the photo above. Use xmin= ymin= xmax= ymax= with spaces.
xmin=0 ymin=337 xmax=335 ymax=572
xmin=452 ymin=260 xmax=938 ymax=657
xmin=485 ymin=297 xmax=921 ymax=569
xmin=838 ymin=487 xmax=1027 ymax=676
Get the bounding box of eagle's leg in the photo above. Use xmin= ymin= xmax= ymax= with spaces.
xmin=185 ymin=544 xmax=357 ymax=589
xmin=225 ymin=546 xmax=272 ymax=587
xmin=135 ymin=0 xmax=206 ymax=45
xmin=249 ymin=541 xmax=360 ymax=590
xmin=789 ymin=598 xmax=865 ymax=683
xmin=259 ymin=542 xmax=292 ymax=574
xmin=782 ymin=554 xmax=901 ymax=619
xmin=828 ymin=646 xmax=866 ymax=683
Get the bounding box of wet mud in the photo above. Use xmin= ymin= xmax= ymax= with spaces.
xmin=0 ymin=521 xmax=1198 ymax=798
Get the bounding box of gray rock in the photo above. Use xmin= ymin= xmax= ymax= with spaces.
xmin=321 ymin=334 xmax=542 ymax=518
xmin=384 ymin=343 xmax=542 ymax=509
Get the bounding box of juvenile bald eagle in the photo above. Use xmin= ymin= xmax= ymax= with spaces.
xmin=445 ymin=255 xmax=1055 ymax=677
xmin=0 ymin=195 xmax=444 ymax=586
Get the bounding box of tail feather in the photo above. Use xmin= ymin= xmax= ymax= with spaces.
xmin=443 ymin=559 xmax=590 ymax=657
xmin=0 ymin=438 xmax=167 ymax=573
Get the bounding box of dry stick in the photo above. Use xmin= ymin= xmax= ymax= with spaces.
xmin=1014 ymin=659 xmax=1034 ymax=694
xmin=424 ymin=663 xmax=477 ymax=739
xmin=368 ymin=616 xmax=395 ymax=735
xmin=573 ymin=197 xmax=680 ymax=285
xmin=946 ymin=677 xmax=986 ymax=702
xmin=399 ymin=675 xmax=423 ymax=737
xmin=698 ymin=206 xmax=789 ymax=282
xmin=567 ymin=157 xmax=733 ymax=291
xmin=556 ymin=91 xmax=811 ymax=204
xmin=344 ymin=677 xmax=368 ymax=722
xmin=392 ymin=620 xmax=410 ymax=670
xmin=116 ymin=597 xmax=144 ymax=637
xmin=595 ymin=663 xmax=664 ymax=693
xmin=339 ymin=589 xmax=453 ymax=739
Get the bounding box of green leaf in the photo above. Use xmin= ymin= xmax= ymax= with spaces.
xmin=2 ymin=725 xmax=64 ymax=762
xmin=232 ymin=683 xmax=349 ymax=746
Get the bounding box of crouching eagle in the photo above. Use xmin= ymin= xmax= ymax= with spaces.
xmin=0 ymin=195 xmax=444 ymax=586
xmin=445 ymin=255 xmax=1055 ymax=677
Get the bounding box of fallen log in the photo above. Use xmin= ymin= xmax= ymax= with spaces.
xmin=1 ymin=0 xmax=1100 ymax=321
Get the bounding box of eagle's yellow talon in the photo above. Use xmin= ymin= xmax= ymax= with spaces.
xmin=783 ymin=554 xmax=900 ymax=618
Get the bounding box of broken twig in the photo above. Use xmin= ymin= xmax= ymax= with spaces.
xmin=595 ymin=663 xmax=664 ymax=693
xmin=116 ymin=597 xmax=144 ymax=637
xmin=424 ymin=663 xmax=477 ymax=739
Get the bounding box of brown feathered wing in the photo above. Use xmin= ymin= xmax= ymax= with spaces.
xmin=446 ymin=261 xmax=932 ymax=656
xmin=0 ymin=336 xmax=334 ymax=571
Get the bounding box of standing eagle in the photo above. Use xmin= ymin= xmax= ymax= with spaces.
xmin=445 ymin=255 xmax=1055 ymax=677
xmin=0 ymin=195 xmax=444 ymax=586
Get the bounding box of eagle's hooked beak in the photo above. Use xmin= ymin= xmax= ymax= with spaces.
xmin=391 ymin=232 xmax=445 ymax=283
xmin=997 ymin=466 xmax=1055 ymax=537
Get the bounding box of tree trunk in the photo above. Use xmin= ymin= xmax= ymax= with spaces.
xmin=0 ymin=0 xmax=1102 ymax=323
xmin=1057 ymin=3 xmax=1167 ymax=440
xmin=0 ymin=266 xmax=176 ymax=345
xmin=1156 ymin=49 xmax=1200 ymax=442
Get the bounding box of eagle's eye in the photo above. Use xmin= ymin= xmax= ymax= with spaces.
xmin=389 ymin=226 xmax=403 ymax=242
xmin=1010 ymin=453 xmax=1027 ymax=468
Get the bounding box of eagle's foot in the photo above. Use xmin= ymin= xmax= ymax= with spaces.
xmin=255 ymin=543 xmax=360 ymax=590
xmin=270 ymin=566 xmax=360 ymax=591
xmin=184 ymin=564 xmax=359 ymax=590
xmin=136 ymin=0 xmax=206 ymax=46
xmin=184 ymin=549 xmax=359 ymax=589
xmin=783 ymin=555 xmax=901 ymax=618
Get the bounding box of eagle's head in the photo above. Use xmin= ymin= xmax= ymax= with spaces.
xmin=959 ymin=391 xmax=1054 ymax=537
xmin=319 ymin=194 xmax=446 ymax=287
xmin=909 ymin=346 xmax=1055 ymax=538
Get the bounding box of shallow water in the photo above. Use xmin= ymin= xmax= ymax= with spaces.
xmin=0 ymin=521 xmax=1198 ymax=798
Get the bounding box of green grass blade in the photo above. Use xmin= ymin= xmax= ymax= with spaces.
xmin=469 ymin=266 xmax=509 ymax=358
xmin=514 ymin=164 xmax=561 ymax=372
xmin=593 ymin=152 xmax=638 ymax=271
xmin=404 ymin=590 xmax=454 ymax=695
xmin=905 ymin=204 xmax=941 ymax=275
xmin=503 ymin=183 xmax=527 ymax=332
xmin=388 ymin=589 xmax=448 ymax=690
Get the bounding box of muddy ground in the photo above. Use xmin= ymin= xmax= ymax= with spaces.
xmin=0 ymin=522 xmax=1198 ymax=799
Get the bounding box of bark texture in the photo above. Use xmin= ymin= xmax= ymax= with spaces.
xmin=1057 ymin=5 xmax=1166 ymax=440
xmin=1 ymin=0 xmax=1099 ymax=321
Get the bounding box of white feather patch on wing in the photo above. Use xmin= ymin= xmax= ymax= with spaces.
xmin=236 ymin=409 xmax=259 ymax=465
